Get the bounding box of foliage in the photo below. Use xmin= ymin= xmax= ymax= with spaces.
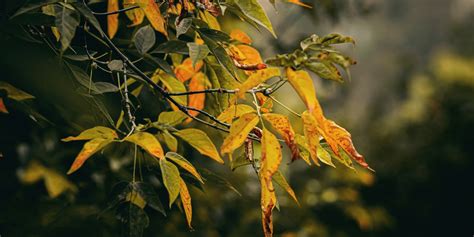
xmin=1 ymin=0 xmax=371 ymax=236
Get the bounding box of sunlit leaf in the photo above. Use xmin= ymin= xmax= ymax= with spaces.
xmin=221 ymin=113 xmax=259 ymax=155
xmin=273 ymin=170 xmax=299 ymax=205
xmin=67 ymin=138 xmax=114 ymax=174
xmin=216 ymin=104 xmax=256 ymax=123
xmin=285 ymin=67 xmax=319 ymax=111
xmin=230 ymin=0 xmax=276 ymax=37
xmin=286 ymin=0 xmax=312 ymax=8
xmin=124 ymin=0 xmax=145 ymax=26
xmin=236 ymin=67 xmax=280 ymax=98
xmin=230 ymin=29 xmax=252 ymax=44
xmin=260 ymin=129 xmax=282 ymax=185
xmin=174 ymin=58 xmax=203 ymax=82
xmin=159 ymin=158 xmax=181 ymax=207
xmin=153 ymin=71 xmax=187 ymax=106
xmin=187 ymin=72 xmax=207 ymax=119
xmin=136 ymin=0 xmax=168 ymax=36
xmin=62 ymin=126 xmax=118 ymax=141
xmin=174 ymin=129 xmax=223 ymax=163
xmin=301 ymin=111 xmax=322 ymax=166
xmin=260 ymin=175 xmax=276 ymax=237
xmin=294 ymin=134 xmax=311 ymax=165
xmin=158 ymin=111 xmax=187 ymax=126
xmin=160 ymin=130 xmax=178 ymax=152
xmin=263 ymin=113 xmax=298 ymax=160
xmin=199 ymin=10 xmax=221 ymax=30
xmin=125 ymin=132 xmax=165 ymax=159
xmin=107 ymin=0 xmax=119 ymax=38
xmin=0 ymin=98 xmax=8 ymax=113
xmin=166 ymin=152 xmax=204 ymax=183
xmin=179 ymin=177 xmax=193 ymax=228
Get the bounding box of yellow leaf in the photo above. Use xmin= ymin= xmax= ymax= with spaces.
xmin=287 ymin=0 xmax=312 ymax=8
xmin=216 ymin=104 xmax=256 ymax=123
xmin=158 ymin=111 xmax=187 ymax=126
xmin=235 ymin=45 xmax=264 ymax=71
xmin=125 ymin=132 xmax=165 ymax=159
xmin=153 ymin=70 xmax=187 ymax=107
xmin=41 ymin=5 xmax=60 ymax=41
xmin=159 ymin=159 xmax=181 ymax=206
xmin=62 ymin=126 xmax=118 ymax=141
xmin=235 ymin=67 xmax=280 ymax=98
xmin=294 ymin=134 xmax=312 ymax=165
xmin=160 ymin=130 xmax=178 ymax=152
xmin=20 ymin=161 xmax=45 ymax=184
xmin=173 ymin=129 xmax=223 ymax=163
xmin=166 ymin=152 xmax=204 ymax=183
xmin=221 ymin=113 xmax=259 ymax=155
xmin=260 ymin=129 xmax=282 ymax=186
xmin=126 ymin=191 xmax=147 ymax=209
xmin=0 ymin=82 xmax=35 ymax=101
xmin=124 ymin=0 xmax=145 ymax=27
xmin=262 ymin=113 xmax=298 ymax=161
xmin=187 ymin=72 xmax=207 ymax=119
xmin=174 ymin=58 xmax=203 ymax=82
xmin=285 ymin=67 xmax=320 ymax=112
xmin=107 ymin=0 xmax=119 ymax=38
xmin=136 ymin=0 xmax=167 ymax=36
xmin=301 ymin=111 xmax=321 ymax=166
xmin=43 ymin=169 xmax=78 ymax=198
xmin=199 ymin=10 xmax=220 ymax=30
xmin=179 ymin=177 xmax=193 ymax=228
xmin=67 ymin=138 xmax=114 ymax=174
xmin=273 ymin=170 xmax=299 ymax=205
xmin=0 ymin=98 xmax=8 ymax=113
xmin=256 ymin=93 xmax=273 ymax=113
xmin=230 ymin=29 xmax=252 ymax=44
xmin=260 ymin=176 xmax=276 ymax=237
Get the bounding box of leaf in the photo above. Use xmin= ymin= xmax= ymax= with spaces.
xmin=136 ymin=0 xmax=168 ymax=36
xmin=152 ymin=40 xmax=189 ymax=54
xmin=107 ymin=59 xmax=124 ymax=71
xmin=173 ymin=129 xmax=223 ymax=163
xmin=318 ymin=33 xmax=355 ymax=46
xmin=115 ymin=202 xmax=150 ymax=237
xmin=198 ymin=29 xmax=237 ymax=80
xmin=305 ymin=61 xmax=343 ymax=82
xmin=132 ymin=182 xmax=166 ymax=215
xmin=159 ymin=158 xmax=181 ymax=207
xmin=236 ymin=45 xmax=263 ymax=65
xmin=286 ymin=0 xmax=312 ymax=8
xmin=166 ymin=152 xmax=204 ymax=183
xmin=230 ymin=29 xmax=252 ymax=44
xmin=158 ymin=111 xmax=187 ymax=126
xmin=216 ymin=104 xmax=256 ymax=123
xmin=176 ymin=17 xmax=193 ymax=38
xmin=94 ymin=82 xmax=119 ymax=94
xmin=199 ymin=168 xmax=241 ymax=196
xmin=153 ymin=71 xmax=187 ymax=106
xmin=187 ymin=72 xmax=207 ymax=118
xmin=134 ymin=25 xmax=156 ymax=55
xmin=0 ymin=98 xmax=8 ymax=113
xmin=260 ymin=129 xmax=282 ymax=185
xmin=260 ymin=175 xmax=276 ymax=237
xmin=107 ymin=0 xmax=119 ymax=38
xmin=198 ymin=10 xmax=221 ymax=30
xmin=178 ymin=177 xmax=193 ymax=228
xmin=273 ymin=171 xmax=299 ymax=205
xmin=55 ymin=4 xmax=80 ymax=51
xmin=126 ymin=191 xmax=147 ymax=209
xmin=123 ymin=0 xmax=145 ymax=26
xmin=125 ymin=132 xmax=165 ymax=159
xmin=174 ymin=58 xmax=203 ymax=82
xmin=160 ymin=130 xmax=178 ymax=152
xmin=67 ymin=138 xmax=115 ymax=174
xmin=221 ymin=113 xmax=259 ymax=155
xmin=11 ymin=0 xmax=61 ymax=18
xmin=62 ymin=126 xmax=118 ymax=141
xmin=0 ymin=82 xmax=35 ymax=101
xmin=231 ymin=0 xmax=276 ymax=37
xmin=262 ymin=113 xmax=298 ymax=160
xmin=301 ymin=110 xmax=334 ymax=167
xmin=294 ymin=134 xmax=312 ymax=165
xmin=285 ymin=67 xmax=319 ymax=111
xmin=236 ymin=67 xmax=280 ymax=98
xmin=187 ymin=43 xmax=210 ymax=67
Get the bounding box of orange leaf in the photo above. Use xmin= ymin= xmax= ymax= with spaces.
xmin=236 ymin=45 xmax=263 ymax=65
xmin=179 ymin=177 xmax=193 ymax=228
xmin=260 ymin=175 xmax=276 ymax=237
xmin=187 ymin=72 xmax=207 ymax=119
xmin=235 ymin=67 xmax=280 ymax=98
xmin=136 ymin=0 xmax=168 ymax=36
xmin=0 ymin=98 xmax=8 ymax=113
xmin=221 ymin=113 xmax=259 ymax=155
xmin=125 ymin=132 xmax=165 ymax=159
xmin=302 ymin=111 xmax=335 ymax=167
xmin=260 ymin=129 xmax=282 ymax=186
xmin=263 ymin=113 xmax=298 ymax=161
xmin=174 ymin=58 xmax=204 ymax=82
xmin=123 ymin=0 xmax=145 ymax=27
xmin=107 ymin=0 xmax=119 ymax=38
xmin=287 ymin=0 xmax=312 ymax=8
xmin=285 ymin=67 xmax=320 ymax=112
xmin=230 ymin=29 xmax=252 ymax=44
xmin=67 ymin=138 xmax=114 ymax=174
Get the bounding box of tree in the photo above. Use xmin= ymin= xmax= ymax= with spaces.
xmin=1 ymin=0 xmax=371 ymax=236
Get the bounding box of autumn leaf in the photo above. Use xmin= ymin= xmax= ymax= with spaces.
xmin=153 ymin=70 xmax=187 ymax=107
xmin=125 ymin=132 xmax=165 ymax=159
xmin=158 ymin=111 xmax=187 ymax=126
xmin=179 ymin=177 xmax=193 ymax=228
xmin=107 ymin=0 xmax=119 ymax=38
xmin=166 ymin=152 xmax=204 ymax=183
xmin=260 ymin=175 xmax=276 ymax=237
xmin=159 ymin=158 xmax=181 ymax=207
xmin=286 ymin=0 xmax=312 ymax=8
xmin=294 ymin=134 xmax=312 ymax=165
xmin=159 ymin=130 xmax=178 ymax=152
xmin=123 ymin=0 xmax=145 ymax=26
xmin=260 ymin=129 xmax=282 ymax=186
xmin=174 ymin=58 xmax=204 ymax=82
xmin=302 ymin=110 xmax=331 ymax=166
xmin=285 ymin=67 xmax=319 ymax=112
xmin=67 ymin=138 xmax=114 ymax=174
xmin=187 ymin=72 xmax=207 ymax=120
xmin=136 ymin=0 xmax=167 ymax=36
xmin=235 ymin=67 xmax=280 ymax=98
xmin=0 ymin=81 xmax=35 ymax=101
xmin=62 ymin=126 xmax=118 ymax=141
xmin=216 ymin=104 xmax=256 ymax=123
xmin=236 ymin=45 xmax=263 ymax=64
xmin=263 ymin=113 xmax=298 ymax=161
xmin=199 ymin=10 xmax=220 ymax=30
xmin=0 ymin=98 xmax=7 ymax=113
xmin=230 ymin=29 xmax=252 ymax=44
xmin=173 ymin=129 xmax=223 ymax=163
xmin=273 ymin=170 xmax=299 ymax=205
xmin=221 ymin=113 xmax=259 ymax=155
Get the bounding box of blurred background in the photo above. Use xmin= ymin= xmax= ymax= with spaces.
xmin=1 ymin=0 xmax=474 ymax=236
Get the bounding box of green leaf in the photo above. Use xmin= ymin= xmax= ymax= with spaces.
xmin=176 ymin=17 xmax=193 ymax=38
xmin=151 ymin=40 xmax=189 ymax=54
xmin=0 ymin=82 xmax=35 ymax=101
xmin=11 ymin=0 xmax=61 ymax=19
xmin=187 ymin=43 xmax=210 ymax=67
xmin=158 ymin=111 xmax=187 ymax=126
xmin=199 ymin=168 xmax=241 ymax=196
xmin=173 ymin=128 xmax=224 ymax=164
xmin=273 ymin=171 xmax=299 ymax=205
xmin=94 ymin=82 xmax=119 ymax=94
xmin=305 ymin=61 xmax=343 ymax=82
xmin=55 ymin=4 xmax=80 ymax=51
xmin=71 ymin=2 xmax=104 ymax=36
xmin=166 ymin=152 xmax=204 ymax=183
xmin=134 ymin=25 xmax=156 ymax=55
xmin=115 ymin=203 xmax=150 ymax=237
xmin=198 ymin=29 xmax=238 ymax=80
xmin=159 ymin=159 xmax=181 ymax=207
xmin=229 ymin=0 xmax=276 ymax=37
xmin=159 ymin=130 xmax=178 ymax=152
